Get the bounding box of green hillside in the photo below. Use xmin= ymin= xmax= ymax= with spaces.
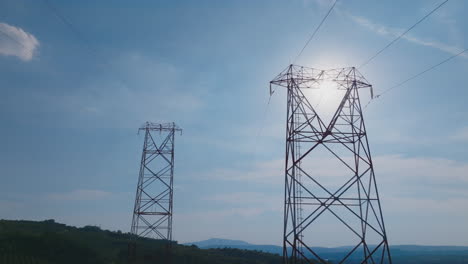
xmin=4 ymin=219 xmax=466 ymax=264
xmin=0 ymin=219 xmax=284 ymax=264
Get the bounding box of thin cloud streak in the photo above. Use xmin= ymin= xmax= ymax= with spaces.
xmin=202 ymin=191 xmax=282 ymax=212
xmin=45 ymin=189 xmax=112 ymax=201
xmin=206 ymin=154 xmax=468 ymax=196
xmin=347 ymin=14 xmax=467 ymax=59
xmin=451 ymin=126 xmax=468 ymax=142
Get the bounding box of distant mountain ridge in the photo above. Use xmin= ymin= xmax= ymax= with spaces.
xmin=189 ymin=238 xmax=252 ymax=247
xmin=186 ymin=238 xmax=468 ymax=259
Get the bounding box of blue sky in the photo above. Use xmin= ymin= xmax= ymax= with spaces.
xmin=0 ymin=0 xmax=467 ymax=247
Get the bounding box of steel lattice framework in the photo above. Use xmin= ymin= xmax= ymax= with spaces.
xmin=270 ymin=65 xmax=392 ymax=264
xmin=131 ymin=122 xmax=182 ymax=240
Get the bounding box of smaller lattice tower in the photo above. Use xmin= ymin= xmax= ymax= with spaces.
xmin=131 ymin=122 xmax=182 ymax=240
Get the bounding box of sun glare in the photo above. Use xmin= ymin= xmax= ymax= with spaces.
xmin=302 ymin=79 xmax=346 ymax=124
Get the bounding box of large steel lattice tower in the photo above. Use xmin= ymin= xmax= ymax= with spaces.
xmin=270 ymin=65 xmax=392 ymax=264
xmin=131 ymin=122 xmax=182 ymax=240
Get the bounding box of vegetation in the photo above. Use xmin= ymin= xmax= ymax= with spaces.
xmin=0 ymin=219 xmax=283 ymax=264
xmin=2 ymin=219 xmax=468 ymax=264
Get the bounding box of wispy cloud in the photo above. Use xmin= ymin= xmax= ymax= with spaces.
xmin=179 ymin=207 xmax=269 ymax=220
xmin=419 ymin=2 xmax=463 ymax=45
xmin=21 ymin=52 xmax=206 ymax=128
xmin=206 ymin=154 xmax=468 ymax=197
xmin=174 ymin=206 xmax=282 ymax=244
xmin=0 ymin=22 xmax=39 ymax=61
xmin=203 ymin=191 xmax=282 ymax=212
xmin=304 ymin=0 xmax=334 ymax=8
xmin=45 ymin=189 xmax=112 ymax=201
xmin=347 ymin=14 xmax=467 ymax=59
xmin=188 ymin=153 xmax=468 ymax=245
xmin=386 ymin=196 xmax=468 ymax=214
xmin=451 ymin=126 xmax=468 ymax=142
xmin=204 ymin=159 xmax=283 ymax=184
xmin=74 ymin=54 xmax=204 ymax=120
xmin=0 ymin=199 xmax=24 ymax=212
xmin=375 ymin=155 xmax=468 ymax=188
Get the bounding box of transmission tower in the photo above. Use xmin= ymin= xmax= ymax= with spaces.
xmin=270 ymin=65 xmax=392 ymax=264
xmin=131 ymin=122 xmax=182 ymax=240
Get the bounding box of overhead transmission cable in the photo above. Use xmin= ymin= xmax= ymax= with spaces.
xmin=260 ymin=0 xmax=337 ymax=150
xmin=42 ymin=0 xmax=100 ymax=57
xmin=41 ymin=0 xmax=130 ymax=87
xmin=253 ymin=94 xmax=274 ymax=156
xmin=293 ymin=0 xmax=339 ymax=64
xmin=359 ymin=0 xmax=449 ymax=69
xmin=378 ymin=48 xmax=468 ymax=97
xmin=365 ymin=48 xmax=468 ymax=108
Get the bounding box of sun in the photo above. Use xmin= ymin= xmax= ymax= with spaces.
xmin=301 ymin=79 xmax=346 ymax=124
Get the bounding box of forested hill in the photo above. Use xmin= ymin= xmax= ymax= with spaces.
xmin=0 ymin=219 xmax=283 ymax=264
xmin=2 ymin=219 xmax=468 ymax=264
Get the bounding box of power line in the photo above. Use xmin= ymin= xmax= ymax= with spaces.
xmin=253 ymin=92 xmax=274 ymax=157
xmin=41 ymin=0 xmax=130 ymax=87
xmin=380 ymin=48 xmax=467 ymax=96
xmin=365 ymin=48 xmax=467 ymax=108
xmin=41 ymin=0 xmax=100 ymax=57
xmin=293 ymin=0 xmax=338 ymax=63
xmin=359 ymin=0 xmax=449 ymax=69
